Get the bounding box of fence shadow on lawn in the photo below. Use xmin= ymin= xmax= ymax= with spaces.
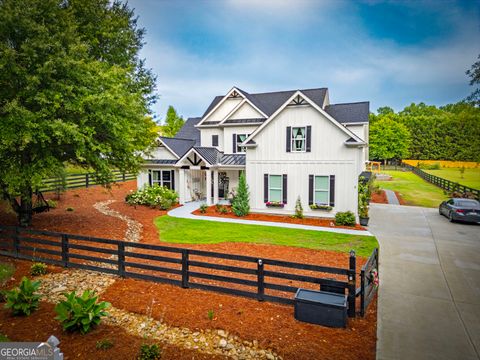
xmin=0 ymin=225 xmax=378 ymax=318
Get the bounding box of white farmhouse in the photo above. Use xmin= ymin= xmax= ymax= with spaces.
xmin=137 ymin=87 xmax=369 ymax=218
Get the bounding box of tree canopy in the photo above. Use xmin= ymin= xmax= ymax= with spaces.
xmin=369 ymin=117 xmax=410 ymax=163
xmin=161 ymin=106 xmax=185 ymax=137
xmin=466 ymin=54 xmax=480 ymax=106
xmin=0 ymin=0 xmax=157 ymax=225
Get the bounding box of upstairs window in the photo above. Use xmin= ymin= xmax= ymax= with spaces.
xmin=212 ymin=135 xmax=219 ymax=147
xmin=236 ymin=134 xmax=247 ymax=153
xmin=291 ymin=127 xmax=306 ymax=152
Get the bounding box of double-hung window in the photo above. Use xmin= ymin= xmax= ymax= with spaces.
xmin=236 ymin=134 xmax=247 ymax=153
xmin=291 ymin=127 xmax=306 ymax=152
xmin=152 ymin=170 xmax=172 ymax=189
xmin=314 ymin=175 xmax=329 ymax=205
xmin=268 ymin=175 xmax=283 ymax=202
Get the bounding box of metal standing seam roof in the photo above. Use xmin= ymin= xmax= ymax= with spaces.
xmin=223 ymin=118 xmax=266 ymax=124
xmin=145 ymin=159 xmax=177 ymax=165
xmin=219 ymin=154 xmax=246 ymax=166
xmin=192 ymin=147 xmax=222 ymax=165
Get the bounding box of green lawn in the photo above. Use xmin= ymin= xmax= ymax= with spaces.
xmin=0 ymin=262 xmax=14 ymax=285
xmin=154 ymin=216 xmax=377 ymax=258
xmin=424 ymin=167 xmax=480 ymax=189
xmin=377 ymin=170 xmax=448 ymax=208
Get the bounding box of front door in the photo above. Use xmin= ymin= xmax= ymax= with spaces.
xmin=218 ymin=172 xmax=229 ymax=198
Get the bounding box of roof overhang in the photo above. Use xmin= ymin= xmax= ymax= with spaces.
xmin=175 ymin=147 xmax=215 ymax=166
xmin=157 ymin=137 xmax=180 ymax=159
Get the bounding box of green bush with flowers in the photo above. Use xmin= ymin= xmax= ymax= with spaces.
xmin=125 ymin=185 xmax=178 ymax=210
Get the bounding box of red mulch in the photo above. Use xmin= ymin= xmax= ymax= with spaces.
xmin=370 ymin=190 xmax=388 ymax=204
xmin=394 ymin=191 xmax=407 ymax=205
xmin=0 ymin=183 xmax=377 ymax=359
xmin=0 ymin=301 xmax=222 ymax=360
xmin=192 ymin=205 xmax=366 ymax=231
xmin=101 ymin=278 xmax=377 ymax=360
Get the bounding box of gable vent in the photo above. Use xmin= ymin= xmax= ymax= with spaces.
xmin=287 ymin=95 xmax=308 ymax=106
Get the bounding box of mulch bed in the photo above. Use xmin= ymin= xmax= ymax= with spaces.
xmin=101 ymin=278 xmax=377 ymax=360
xmin=394 ymin=191 xmax=407 ymax=205
xmin=0 ymin=302 xmax=222 ymax=360
xmin=0 ymin=183 xmax=377 ymax=359
xmin=370 ymin=190 xmax=388 ymax=204
xmin=192 ymin=205 xmax=366 ymax=231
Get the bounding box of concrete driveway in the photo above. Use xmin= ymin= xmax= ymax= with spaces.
xmin=369 ymin=203 xmax=480 ymax=360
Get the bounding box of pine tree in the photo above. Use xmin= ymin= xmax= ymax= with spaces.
xmin=293 ymin=196 xmax=304 ymax=219
xmin=162 ymin=106 xmax=185 ymax=137
xmin=232 ymin=172 xmax=250 ymax=217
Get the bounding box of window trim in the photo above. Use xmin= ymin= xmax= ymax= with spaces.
xmin=268 ymin=174 xmax=283 ymax=202
xmin=291 ymin=126 xmax=306 ymax=152
xmin=313 ymin=175 xmax=330 ymax=205
xmin=152 ymin=170 xmax=173 ymax=189
xmin=236 ymin=133 xmax=248 ymax=153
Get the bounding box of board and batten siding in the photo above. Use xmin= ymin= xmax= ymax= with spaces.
xmin=148 ymin=146 xmax=177 ymax=160
xmin=227 ymin=102 xmax=264 ymax=120
xmin=203 ymin=98 xmax=242 ymax=123
xmin=245 ymin=105 xmax=362 ymax=217
xmin=223 ymin=125 xmax=260 ymax=154
xmin=200 ymin=128 xmax=224 ymax=151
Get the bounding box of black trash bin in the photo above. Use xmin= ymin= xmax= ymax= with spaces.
xmin=294 ymin=288 xmax=347 ymax=328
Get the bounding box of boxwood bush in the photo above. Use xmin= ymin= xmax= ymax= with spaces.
xmin=334 ymin=211 xmax=356 ymax=227
xmin=125 ymin=185 xmax=178 ymax=210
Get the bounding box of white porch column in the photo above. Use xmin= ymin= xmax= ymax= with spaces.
xmin=213 ymin=169 xmax=219 ymax=204
xmin=178 ymin=168 xmax=185 ymax=204
xmin=206 ymin=169 xmax=212 ymax=205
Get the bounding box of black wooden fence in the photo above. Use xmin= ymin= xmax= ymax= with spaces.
xmin=39 ymin=170 xmax=135 ymax=193
xmin=0 ymin=226 xmax=378 ymax=317
xmin=358 ymin=248 xmax=378 ymax=316
xmin=402 ymin=163 xmax=480 ymax=199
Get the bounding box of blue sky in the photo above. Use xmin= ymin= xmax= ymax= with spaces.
xmin=126 ymin=0 xmax=480 ymax=121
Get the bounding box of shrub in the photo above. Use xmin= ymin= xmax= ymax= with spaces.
xmin=335 ymin=211 xmax=356 ymax=227
xmin=199 ymin=204 xmax=208 ymax=213
xmin=30 ymin=263 xmax=48 ymax=276
xmin=232 ymin=172 xmax=250 ymax=217
xmin=418 ymin=162 xmax=441 ymax=170
xmin=55 ymin=290 xmax=110 ymax=334
xmin=0 ymin=333 xmax=9 ymax=342
xmin=66 ymin=207 xmax=74 ymax=212
xmin=96 ymin=339 xmax=114 ymax=350
xmin=218 ymin=205 xmax=228 ymax=214
xmin=125 ymin=185 xmax=178 ymax=210
xmin=46 ymin=199 xmax=57 ymax=209
xmin=207 ymin=309 xmax=214 ymax=320
xmin=292 ymin=196 xmax=304 ymax=219
xmin=4 ymin=276 xmax=41 ymax=316
xmin=139 ymin=344 xmax=161 ymax=360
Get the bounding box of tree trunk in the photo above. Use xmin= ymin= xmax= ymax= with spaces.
xmin=18 ymin=189 xmax=33 ymax=227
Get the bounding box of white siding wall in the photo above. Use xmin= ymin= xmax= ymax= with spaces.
xmin=223 ymin=125 xmax=259 ymax=154
xmin=345 ymin=124 xmax=365 ymax=141
xmin=200 ymin=128 xmax=224 ymax=150
xmin=204 ymin=98 xmax=242 ymax=122
xmin=148 ymin=146 xmax=177 ymax=160
xmin=245 ymin=106 xmax=361 ymax=217
xmin=228 ymin=102 xmax=264 ymax=119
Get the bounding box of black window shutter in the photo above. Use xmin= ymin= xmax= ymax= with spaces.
xmin=329 ymin=175 xmax=335 ymax=207
xmin=306 ymin=126 xmax=312 ymax=152
xmin=309 ymin=175 xmax=314 ymax=205
xmin=171 ymin=170 xmax=175 ymax=190
xmin=148 ymin=170 xmax=152 ymax=186
xmin=264 ymin=174 xmax=268 ymax=203
xmin=282 ymin=174 xmax=287 ymax=204
xmin=286 ymin=127 xmax=291 ymax=152
xmin=233 ymin=133 xmax=237 ymax=153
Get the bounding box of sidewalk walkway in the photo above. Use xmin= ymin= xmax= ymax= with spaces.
xmin=384 ymin=189 xmax=400 ymax=205
xmin=369 ymin=203 xmax=480 ymax=360
xmin=168 ymin=201 xmax=372 ymax=236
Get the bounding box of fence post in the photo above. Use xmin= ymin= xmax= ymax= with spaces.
xmin=118 ymin=242 xmax=125 ymax=277
xmin=85 ymin=173 xmax=89 ymax=188
xmin=360 ymin=269 xmax=365 ymax=317
xmin=61 ymin=234 xmax=69 ymax=267
xmin=257 ymin=259 xmax=265 ymax=301
xmin=122 ymin=173 xmax=126 ymax=182
xmin=347 ymin=250 xmax=356 ymax=318
xmin=13 ymin=227 xmax=20 ymax=258
xmin=181 ymin=249 xmax=189 ymax=288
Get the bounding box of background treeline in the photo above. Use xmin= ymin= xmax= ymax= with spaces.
xmin=369 ymin=102 xmax=480 ymax=162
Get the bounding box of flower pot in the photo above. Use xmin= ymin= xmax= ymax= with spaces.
xmin=359 ymin=216 xmax=369 ymax=226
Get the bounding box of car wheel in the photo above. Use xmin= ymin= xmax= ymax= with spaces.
xmin=448 ymin=211 xmax=455 ymax=222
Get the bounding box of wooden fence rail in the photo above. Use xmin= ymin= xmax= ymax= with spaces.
xmin=358 ymin=248 xmax=379 ymax=317
xmin=402 ymin=163 xmax=480 ymax=200
xmin=0 ymin=226 xmax=377 ymax=317
xmin=39 ymin=170 xmax=135 ymax=192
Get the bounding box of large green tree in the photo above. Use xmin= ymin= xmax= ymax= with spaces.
xmin=466 ymin=54 xmax=480 ymax=106
xmin=0 ymin=0 xmax=157 ymax=226
xmin=162 ymin=106 xmax=185 ymax=137
xmin=369 ymin=117 xmax=411 ymax=164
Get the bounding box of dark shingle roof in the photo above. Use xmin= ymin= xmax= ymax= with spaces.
xmin=201 ymin=88 xmax=328 ymax=120
xmin=193 ymin=147 xmax=222 ymax=165
xmin=219 ymin=154 xmax=246 ymax=166
xmin=159 ymin=137 xmax=195 ymax=158
xmin=324 ymin=102 xmax=370 ymax=124
xmin=175 ymin=117 xmax=201 ymax=145
xmin=145 ymin=159 xmax=177 ymax=165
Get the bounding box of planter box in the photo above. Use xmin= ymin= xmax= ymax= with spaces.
xmin=266 ymin=203 xmax=284 ymax=208
xmin=294 ymin=289 xmax=347 ymax=328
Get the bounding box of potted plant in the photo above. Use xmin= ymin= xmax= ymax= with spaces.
xmin=358 ymin=178 xmax=370 ymax=226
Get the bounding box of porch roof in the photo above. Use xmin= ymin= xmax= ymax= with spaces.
xmin=219 ymin=154 xmax=245 ymax=166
